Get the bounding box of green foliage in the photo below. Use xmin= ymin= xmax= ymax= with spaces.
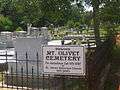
xmin=13 ymin=0 xmax=42 ymax=25
xmin=67 ymin=20 xmax=75 ymax=28
xmin=0 ymin=0 xmax=85 ymax=30
xmin=15 ymin=27 xmax=23 ymax=31
xmin=112 ymin=45 xmax=120 ymax=58
xmin=67 ymin=20 xmax=82 ymax=29
xmin=74 ymin=22 xmax=81 ymax=29
xmin=40 ymin=0 xmax=73 ymax=26
xmin=100 ymin=0 xmax=120 ymax=25
xmin=116 ymin=26 xmax=120 ymax=31
xmin=0 ymin=15 xmax=13 ymax=31
xmin=0 ymin=0 xmax=119 ymax=35
xmin=84 ymin=11 xmax=93 ymax=28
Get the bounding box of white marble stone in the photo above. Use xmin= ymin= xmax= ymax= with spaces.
xmin=8 ymin=37 xmax=48 ymax=75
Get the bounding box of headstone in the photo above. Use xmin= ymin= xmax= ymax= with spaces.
xmin=0 ymin=31 xmax=13 ymax=48
xmin=30 ymin=27 xmax=40 ymax=37
xmin=41 ymin=27 xmax=48 ymax=37
xmin=14 ymin=31 xmax=27 ymax=38
xmin=0 ymin=31 xmax=13 ymax=42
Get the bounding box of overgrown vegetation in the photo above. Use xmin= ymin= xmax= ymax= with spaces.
xmin=104 ymin=45 xmax=120 ymax=90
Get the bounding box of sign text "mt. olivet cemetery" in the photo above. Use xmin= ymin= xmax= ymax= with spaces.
xmin=42 ymin=45 xmax=86 ymax=76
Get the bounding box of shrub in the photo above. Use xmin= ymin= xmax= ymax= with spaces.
xmin=16 ymin=27 xmax=23 ymax=31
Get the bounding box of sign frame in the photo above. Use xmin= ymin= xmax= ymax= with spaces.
xmin=42 ymin=45 xmax=86 ymax=76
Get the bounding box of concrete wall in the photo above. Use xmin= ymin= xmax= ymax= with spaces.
xmin=8 ymin=37 xmax=48 ymax=75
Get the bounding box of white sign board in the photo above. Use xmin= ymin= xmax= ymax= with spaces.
xmin=42 ymin=45 xmax=86 ymax=76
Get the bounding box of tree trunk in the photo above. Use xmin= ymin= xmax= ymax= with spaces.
xmin=92 ymin=1 xmax=101 ymax=46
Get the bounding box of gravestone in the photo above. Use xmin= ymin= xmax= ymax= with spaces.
xmin=41 ymin=27 xmax=51 ymax=41
xmin=30 ymin=27 xmax=40 ymax=37
xmin=0 ymin=31 xmax=13 ymax=48
xmin=14 ymin=31 xmax=27 ymax=38
xmin=0 ymin=31 xmax=13 ymax=41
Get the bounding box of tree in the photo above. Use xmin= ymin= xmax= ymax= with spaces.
xmin=40 ymin=0 xmax=72 ymax=26
xmin=84 ymin=11 xmax=93 ymax=29
xmin=84 ymin=0 xmax=120 ymax=45
xmin=13 ymin=0 xmax=43 ymax=26
xmin=0 ymin=0 xmax=42 ymax=27
xmin=100 ymin=0 xmax=120 ymax=32
xmin=0 ymin=0 xmax=84 ymax=31
xmin=84 ymin=0 xmax=105 ymax=46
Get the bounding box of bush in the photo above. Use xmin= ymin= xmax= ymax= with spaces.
xmin=0 ymin=15 xmax=13 ymax=31
xmin=16 ymin=27 xmax=23 ymax=31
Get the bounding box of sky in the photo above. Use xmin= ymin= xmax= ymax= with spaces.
xmin=72 ymin=1 xmax=93 ymax=11
xmin=85 ymin=6 xmax=93 ymax=11
xmin=83 ymin=1 xmax=93 ymax=11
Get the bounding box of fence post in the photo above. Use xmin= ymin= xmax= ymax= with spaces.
xmin=5 ymin=51 xmax=8 ymax=88
xmin=32 ymin=66 xmax=34 ymax=90
xmin=86 ymin=59 xmax=92 ymax=90
xmin=15 ymin=52 xmax=19 ymax=89
xmin=62 ymin=75 xmax=65 ymax=90
xmin=61 ymin=39 xmax=65 ymax=90
xmin=21 ymin=66 xmax=23 ymax=90
xmin=37 ymin=52 xmax=39 ymax=90
xmin=26 ymin=52 xmax=29 ymax=89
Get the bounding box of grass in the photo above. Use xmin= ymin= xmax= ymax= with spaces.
xmin=49 ymin=27 xmax=109 ymax=40
xmin=0 ymin=72 xmax=4 ymax=82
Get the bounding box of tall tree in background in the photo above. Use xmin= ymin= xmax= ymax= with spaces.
xmin=67 ymin=0 xmax=84 ymax=29
xmin=84 ymin=11 xmax=93 ymax=29
xmin=12 ymin=0 xmax=42 ymax=27
xmin=85 ymin=0 xmax=104 ymax=46
xmin=85 ymin=0 xmax=120 ymax=46
xmin=100 ymin=0 xmax=120 ymax=33
xmin=40 ymin=0 xmax=72 ymax=26
xmin=0 ymin=0 xmax=43 ymax=28
xmin=0 ymin=0 xmax=79 ymax=27
xmin=0 ymin=0 xmax=85 ymax=31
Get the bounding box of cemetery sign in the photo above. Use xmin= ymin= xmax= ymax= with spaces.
xmin=42 ymin=45 xmax=86 ymax=76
